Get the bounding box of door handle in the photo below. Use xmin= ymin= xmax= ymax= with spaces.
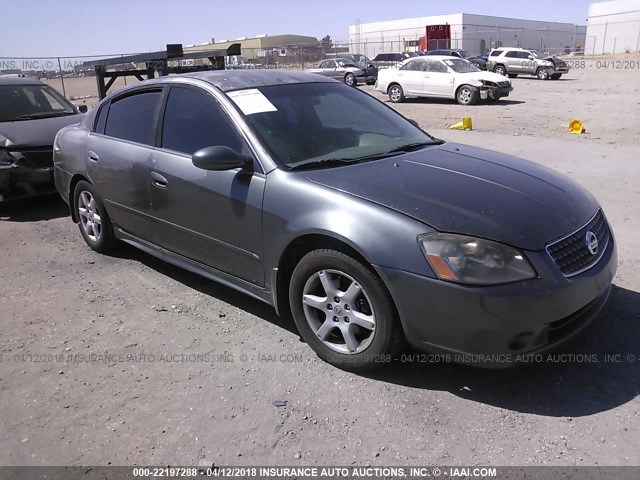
xmin=151 ymin=171 xmax=168 ymax=188
xmin=88 ymin=151 xmax=99 ymax=162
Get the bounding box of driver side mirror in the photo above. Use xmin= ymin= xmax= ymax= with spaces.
xmin=77 ymin=104 xmax=88 ymax=114
xmin=192 ymin=146 xmax=253 ymax=172
xmin=528 ymin=55 xmax=534 ymax=60
xmin=408 ymin=119 xmax=420 ymax=128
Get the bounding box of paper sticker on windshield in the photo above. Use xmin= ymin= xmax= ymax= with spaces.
xmin=227 ymin=89 xmax=277 ymax=115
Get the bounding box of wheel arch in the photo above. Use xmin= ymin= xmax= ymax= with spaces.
xmin=274 ymin=233 xmax=376 ymax=320
xmin=387 ymin=81 xmax=401 ymax=94
xmin=69 ymin=174 xmax=92 ymax=223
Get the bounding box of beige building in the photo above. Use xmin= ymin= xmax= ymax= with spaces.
xmin=184 ymin=34 xmax=318 ymax=61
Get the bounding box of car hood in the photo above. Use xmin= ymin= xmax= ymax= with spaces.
xmin=0 ymin=114 xmax=83 ymax=148
xmin=302 ymin=143 xmax=599 ymax=251
xmin=458 ymin=71 xmax=509 ymax=83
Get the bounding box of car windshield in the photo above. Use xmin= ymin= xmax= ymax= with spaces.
xmin=231 ymin=82 xmax=440 ymax=170
xmin=443 ymin=58 xmax=480 ymax=73
xmin=0 ymin=84 xmax=75 ymax=122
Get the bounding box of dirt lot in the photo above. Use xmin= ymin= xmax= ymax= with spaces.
xmin=1 ymin=63 xmax=639 ymax=467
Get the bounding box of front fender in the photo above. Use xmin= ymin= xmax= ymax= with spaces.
xmin=262 ymin=169 xmax=438 ymax=279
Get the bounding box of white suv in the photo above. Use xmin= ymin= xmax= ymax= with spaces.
xmin=486 ymin=48 xmax=569 ymax=80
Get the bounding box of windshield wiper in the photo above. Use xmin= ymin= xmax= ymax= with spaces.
xmin=16 ymin=111 xmax=75 ymax=120
xmin=386 ymin=140 xmax=444 ymax=153
xmin=289 ymin=158 xmax=357 ymax=171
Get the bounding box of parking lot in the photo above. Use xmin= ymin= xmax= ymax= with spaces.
xmin=1 ymin=61 xmax=639 ymax=467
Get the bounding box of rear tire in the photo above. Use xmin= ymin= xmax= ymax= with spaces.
xmin=289 ymin=249 xmax=405 ymax=372
xmin=344 ymin=73 xmax=356 ymax=86
xmin=388 ymin=84 xmax=404 ymax=103
xmin=74 ymin=180 xmax=119 ymax=253
xmin=456 ymin=85 xmax=479 ymax=105
xmin=494 ymin=65 xmax=507 ymax=76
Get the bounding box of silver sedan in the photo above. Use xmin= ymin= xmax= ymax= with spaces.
xmin=305 ymin=59 xmax=364 ymax=86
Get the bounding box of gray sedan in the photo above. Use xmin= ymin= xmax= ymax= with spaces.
xmin=305 ymin=59 xmax=364 ymax=86
xmin=53 ymin=71 xmax=616 ymax=371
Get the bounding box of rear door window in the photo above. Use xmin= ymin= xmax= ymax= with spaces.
xmin=104 ymin=90 xmax=162 ymax=145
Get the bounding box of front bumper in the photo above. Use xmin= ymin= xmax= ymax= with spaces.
xmin=376 ymin=233 xmax=617 ymax=367
xmin=0 ymin=164 xmax=55 ymax=202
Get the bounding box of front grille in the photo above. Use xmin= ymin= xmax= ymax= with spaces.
xmin=546 ymin=210 xmax=610 ymax=277
xmin=12 ymin=148 xmax=54 ymax=169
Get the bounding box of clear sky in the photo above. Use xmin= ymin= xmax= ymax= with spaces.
xmin=1 ymin=0 xmax=593 ymax=58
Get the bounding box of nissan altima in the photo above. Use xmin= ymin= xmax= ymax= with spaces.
xmin=53 ymin=71 xmax=616 ymax=371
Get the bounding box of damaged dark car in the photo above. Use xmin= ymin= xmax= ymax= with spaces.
xmin=0 ymin=75 xmax=86 ymax=202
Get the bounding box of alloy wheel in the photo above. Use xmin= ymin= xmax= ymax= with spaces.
xmin=78 ymin=190 xmax=102 ymax=242
xmin=302 ymin=269 xmax=376 ymax=354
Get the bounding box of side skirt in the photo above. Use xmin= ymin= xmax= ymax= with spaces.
xmin=115 ymin=227 xmax=275 ymax=308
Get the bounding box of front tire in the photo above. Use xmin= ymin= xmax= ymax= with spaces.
xmin=74 ymin=180 xmax=118 ymax=253
xmin=508 ymin=73 xmax=518 ymax=78
xmin=388 ymin=84 xmax=404 ymax=103
xmin=456 ymin=85 xmax=479 ymax=105
xmin=344 ymin=73 xmax=356 ymax=86
xmin=289 ymin=249 xmax=405 ymax=372
xmin=537 ymin=68 xmax=550 ymax=80
xmin=551 ymin=73 xmax=562 ymax=80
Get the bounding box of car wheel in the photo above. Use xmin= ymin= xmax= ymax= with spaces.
xmin=289 ymin=249 xmax=405 ymax=372
xmin=494 ymin=65 xmax=507 ymax=76
xmin=344 ymin=73 xmax=356 ymax=86
xmin=456 ymin=85 xmax=479 ymax=105
xmin=508 ymin=73 xmax=518 ymax=78
xmin=537 ymin=68 xmax=550 ymax=80
xmin=388 ymin=84 xmax=404 ymax=103
xmin=551 ymin=73 xmax=562 ymax=80
xmin=74 ymin=180 xmax=119 ymax=253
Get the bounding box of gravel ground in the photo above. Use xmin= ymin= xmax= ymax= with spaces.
xmin=1 ymin=65 xmax=639 ymax=468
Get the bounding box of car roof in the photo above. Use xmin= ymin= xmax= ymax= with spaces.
xmin=405 ymin=55 xmax=460 ymax=61
xmin=0 ymin=75 xmax=45 ymax=86
xmin=167 ymin=70 xmax=337 ymax=92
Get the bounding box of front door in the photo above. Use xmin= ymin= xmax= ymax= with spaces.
xmin=148 ymin=85 xmax=265 ymax=286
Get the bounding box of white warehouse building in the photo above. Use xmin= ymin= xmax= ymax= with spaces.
xmin=348 ymin=13 xmax=587 ymax=57
xmin=585 ymin=0 xmax=640 ymax=54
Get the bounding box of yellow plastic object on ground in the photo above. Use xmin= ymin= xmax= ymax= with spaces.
xmin=569 ymin=119 xmax=585 ymax=134
xmin=450 ymin=117 xmax=473 ymax=130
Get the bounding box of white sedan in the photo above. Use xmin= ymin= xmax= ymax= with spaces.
xmin=375 ymin=56 xmax=513 ymax=105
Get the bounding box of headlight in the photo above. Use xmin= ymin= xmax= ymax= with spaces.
xmin=418 ymin=233 xmax=536 ymax=285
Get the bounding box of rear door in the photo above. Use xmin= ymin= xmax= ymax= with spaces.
xmin=148 ymin=84 xmax=266 ymax=285
xmin=396 ymin=59 xmax=426 ymax=95
xmin=85 ymin=88 xmax=163 ymax=238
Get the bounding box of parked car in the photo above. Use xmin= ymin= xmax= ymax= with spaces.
xmin=332 ymin=54 xmax=378 ymax=85
xmin=306 ymin=59 xmax=365 ymax=86
xmin=423 ymin=49 xmax=470 ymax=59
xmin=486 ymin=47 xmax=570 ymax=79
xmin=375 ymin=56 xmax=513 ymax=105
xmin=0 ymin=75 xmax=86 ymax=202
xmin=54 ymin=70 xmax=616 ymax=371
xmin=466 ymin=53 xmax=489 ymax=70
xmin=371 ymin=52 xmax=411 ymax=69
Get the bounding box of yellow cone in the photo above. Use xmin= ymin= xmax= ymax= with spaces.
xmin=450 ymin=117 xmax=473 ymax=130
xmin=568 ymin=119 xmax=585 ymax=134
